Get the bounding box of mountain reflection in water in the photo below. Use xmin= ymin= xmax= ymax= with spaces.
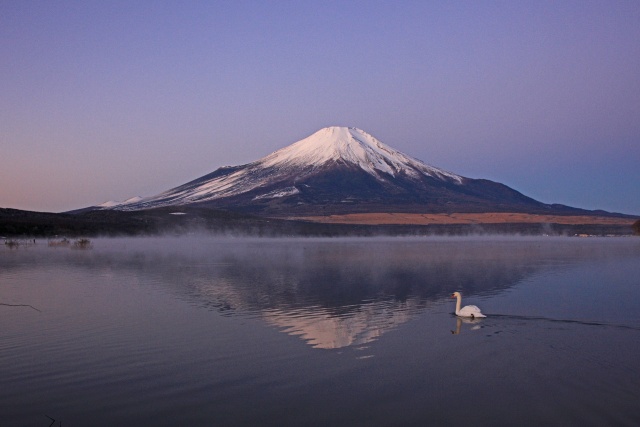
xmin=2 ymin=237 xmax=573 ymax=348
xmin=261 ymin=300 xmax=419 ymax=349
xmin=5 ymin=237 xmax=634 ymax=349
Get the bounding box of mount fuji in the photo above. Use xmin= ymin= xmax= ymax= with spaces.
xmin=98 ymin=126 xmax=588 ymax=216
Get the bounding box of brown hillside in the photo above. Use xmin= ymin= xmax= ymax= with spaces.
xmin=290 ymin=212 xmax=637 ymax=226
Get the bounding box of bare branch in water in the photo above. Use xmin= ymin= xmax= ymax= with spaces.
xmin=45 ymin=414 xmax=61 ymax=426
xmin=0 ymin=303 xmax=41 ymax=312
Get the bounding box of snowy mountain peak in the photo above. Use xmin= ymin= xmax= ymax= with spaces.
xmin=261 ymin=127 xmax=380 ymax=167
xmin=260 ymin=126 xmax=462 ymax=182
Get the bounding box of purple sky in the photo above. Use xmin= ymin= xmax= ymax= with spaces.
xmin=2 ymin=1 xmax=639 ymax=214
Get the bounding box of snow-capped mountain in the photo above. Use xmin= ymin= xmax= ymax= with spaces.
xmin=102 ymin=126 xmax=567 ymax=216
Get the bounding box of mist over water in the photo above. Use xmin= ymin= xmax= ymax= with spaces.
xmin=2 ymin=236 xmax=640 ymax=426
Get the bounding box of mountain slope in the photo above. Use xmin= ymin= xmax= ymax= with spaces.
xmin=104 ymin=126 xmax=598 ymax=216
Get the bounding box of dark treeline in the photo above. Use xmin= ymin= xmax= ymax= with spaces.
xmin=1 ymin=207 xmax=637 ymax=238
xmin=0 ymin=207 xmax=637 ymax=238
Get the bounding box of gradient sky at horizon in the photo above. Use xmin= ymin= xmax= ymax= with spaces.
xmin=1 ymin=1 xmax=639 ymax=214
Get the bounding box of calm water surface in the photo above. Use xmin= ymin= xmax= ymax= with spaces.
xmin=1 ymin=237 xmax=639 ymax=426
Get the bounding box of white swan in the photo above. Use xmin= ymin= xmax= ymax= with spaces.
xmin=451 ymin=291 xmax=486 ymax=318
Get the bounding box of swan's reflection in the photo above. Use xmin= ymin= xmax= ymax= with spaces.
xmin=450 ymin=316 xmax=484 ymax=335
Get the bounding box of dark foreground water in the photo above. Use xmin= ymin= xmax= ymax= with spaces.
xmin=1 ymin=236 xmax=640 ymax=427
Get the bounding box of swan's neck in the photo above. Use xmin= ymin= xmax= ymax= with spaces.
xmin=455 ymin=294 xmax=462 ymax=314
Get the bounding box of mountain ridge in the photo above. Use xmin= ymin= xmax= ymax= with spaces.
xmin=90 ymin=126 xmax=623 ymax=217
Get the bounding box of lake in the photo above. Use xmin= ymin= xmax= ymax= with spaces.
xmin=2 ymin=236 xmax=640 ymax=426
